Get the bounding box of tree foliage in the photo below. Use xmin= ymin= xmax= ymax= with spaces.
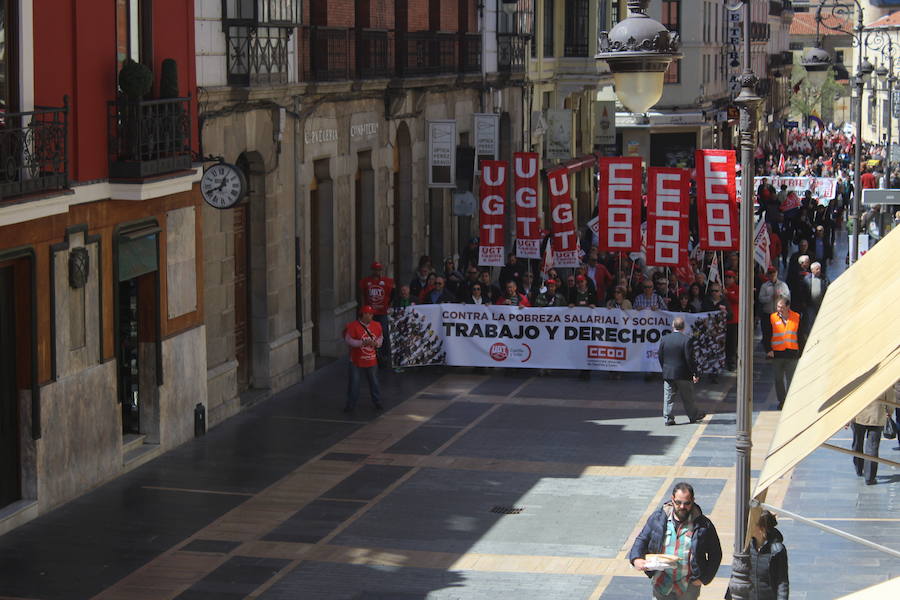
xmin=790 ymin=58 xmax=845 ymax=123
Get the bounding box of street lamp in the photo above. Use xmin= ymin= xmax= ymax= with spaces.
xmin=595 ymin=0 xmax=682 ymax=114
xmin=800 ymin=45 xmax=833 ymax=88
xmin=725 ymin=1 xmax=762 ymax=598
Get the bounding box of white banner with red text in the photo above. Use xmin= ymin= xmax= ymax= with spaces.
xmin=736 ymin=176 xmax=838 ymax=204
xmin=478 ymin=160 xmax=508 ymax=266
xmin=389 ymin=304 xmax=726 ymax=373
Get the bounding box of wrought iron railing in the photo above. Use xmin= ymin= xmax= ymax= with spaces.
xmin=304 ymin=26 xmax=352 ymax=81
xmin=107 ymin=96 xmax=192 ymax=180
xmin=398 ymin=31 xmax=459 ymax=76
xmin=460 ymin=32 xmax=482 ymax=73
xmin=226 ymin=24 xmax=292 ymax=85
xmin=498 ymin=34 xmax=527 ymax=73
xmin=358 ymin=29 xmax=394 ymax=78
xmin=0 ymin=99 xmax=69 ymax=200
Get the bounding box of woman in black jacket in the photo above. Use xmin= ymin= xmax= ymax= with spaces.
xmin=748 ymin=510 xmax=789 ymax=600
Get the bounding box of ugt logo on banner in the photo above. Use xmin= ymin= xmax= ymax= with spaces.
xmin=647 ymin=168 xmax=690 ymax=267
xmin=695 ymin=149 xmax=738 ymax=251
xmin=513 ymin=152 xmax=542 ymax=259
xmin=547 ymin=167 xmax=580 ymax=267
xmin=478 ymin=160 xmax=508 ymax=267
xmin=598 ymin=157 xmax=642 ymax=252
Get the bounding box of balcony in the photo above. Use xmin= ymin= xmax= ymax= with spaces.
xmin=358 ymin=29 xmax=394 ymax=79
xmin=225 ymin=24 xmax=293 ymax=86
xmin=498 ymin=34 xmax=527 ymax=73
xmin=304 ymin=26 xmax=352 ymax=81
xmin=107 ymin=97 xmax=192 ymax=180
xmin=0 ymin=101 xmax=69 ymax=201
xmin=397 ymin=31 xmax=458 ymax=76
xmin=460 ymin=33 xmax=482 ymax=73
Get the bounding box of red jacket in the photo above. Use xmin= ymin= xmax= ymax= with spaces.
xmin=345 ymin=319 xmax=383 ymax=367
xmin=724 ymin=283 xmax=740 ymax=325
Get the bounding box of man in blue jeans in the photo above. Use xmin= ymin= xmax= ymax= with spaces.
xmin=343 ymin=305 xmax=383 ymax=413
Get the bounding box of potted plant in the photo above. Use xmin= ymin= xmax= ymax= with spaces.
xmin=117 ymin=59 xmax=153 ymax=162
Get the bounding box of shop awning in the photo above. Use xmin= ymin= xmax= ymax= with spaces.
xmin=753 ymin=226 xmax=900 ymax=499
xmin=836 ymin=577 xmax=900 ymax=598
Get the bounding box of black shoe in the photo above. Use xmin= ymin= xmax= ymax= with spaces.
xmin=373 ymin=402 xmax=384 ymax=411
xmin=665 ymin=419 xmax=676 ymax=426
xmin=865 ymin=479 xmax=876 ymax=485
xmin=856 ymin=471 xmax=864 ymax=477
xmin=690 ymin=412 xmax=707 ymax=424
xmin=342 ymin=406 xmax=354 ymax=413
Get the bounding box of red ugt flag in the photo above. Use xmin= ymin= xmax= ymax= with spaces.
xmin=695 ymin=149 xmax=739 ymax=251
xmin=598 ymin=157 xmax=642 ymax=252
xmin=478 ymin=160 xmax=507 ymax=267
xmin=513 ymin=152 xmax=542 ymax=259
xmin=646 ymin=167 xmax=690 ymax=267
xmin=547 ymin=167 xmax=580 ymax=267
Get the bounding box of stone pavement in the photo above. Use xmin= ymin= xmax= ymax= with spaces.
xmin=1 ymin=234 xmax=898 ymax=600
xmin=0 ymin=358 xmax=897 ymax=599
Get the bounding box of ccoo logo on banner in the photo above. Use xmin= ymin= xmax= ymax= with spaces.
xmin=514 ymin=152 xmax=542 ymax=259
xmin=478 ymin=160 xmax=508 ymax=266
xmin=647 ymin=167 xmax=690 ymax=267
xmin=547 ymin=167 xmax=580 ymax=267
xmin=598 ymin=157 xmax=642 ymax=252
xmin=696 ymin=149 xmax=739 ymax=251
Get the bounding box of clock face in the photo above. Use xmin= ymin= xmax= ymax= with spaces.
xmin=201 ymin=163 xmax=247 ymax=209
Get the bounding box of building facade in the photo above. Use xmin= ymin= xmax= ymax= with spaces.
xmin=195 ymin=0 xmax=530 ymax=425
xmin=0 ymin=1 xmax=203 ymax=533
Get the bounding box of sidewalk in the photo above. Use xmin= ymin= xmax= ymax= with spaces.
xmin=1 ymin=236 xmax=897 ymax=600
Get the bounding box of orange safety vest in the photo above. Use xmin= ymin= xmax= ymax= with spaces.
xmin=770 ymin=310 xmax=800 ymax=351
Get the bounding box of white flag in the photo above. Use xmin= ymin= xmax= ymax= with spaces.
xmin=708 ymin=252 xmax=721 ymax=285
xmin=540 ymin=239 xmax=554 ymax=279
xmin=753 ymin=218 xmax=771 ymax=271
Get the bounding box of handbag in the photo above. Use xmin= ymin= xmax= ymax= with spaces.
xmin=884 ymin=418 xmax=898 ymax=440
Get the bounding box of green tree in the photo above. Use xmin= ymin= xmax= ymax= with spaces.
xmin=790 ymin=58 xmax=845 ymax=124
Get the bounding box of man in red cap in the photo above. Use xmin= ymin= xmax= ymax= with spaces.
xmin=359 ymin=261 xmax=394 ymax=366
xmin=568 ymin=274 xmax=596 ymax=308
xmin=343 ymin=305 xmax=383 ymax=413
xmin=723 ymin=270 xmax=739 ymax=371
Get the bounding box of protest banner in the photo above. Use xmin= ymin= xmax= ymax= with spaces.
xmin=598 ymin=157 xmax=642 ymax=252
xmin=547 ymin=167 xmax=580 ymax=267
xmin=737 ymin=176 xmax=837 ymax=205
xmin=696 ymin=149 xmax=739 ymax=251
xmin=513 ymin=152 xmax=542 ymax=258
xmin=389 ymin=305 xmax=726 ymax=373
xmin=478 ymin=160 xmax=507 ymax=266
xmin=646 ymin=167 xmax=690 ymax=267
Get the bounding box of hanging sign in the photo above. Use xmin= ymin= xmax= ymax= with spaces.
xmin=478 ymin=160 xmax=508 ymax=267
xmin=427 ymin=120 xmax=457 ymax=188
xmin=546 ymin=109 xmax=572 ymax=160
xmin=646 ymin=167 xmax=690 ymax=267
xmin=513 ymin=152 xmax=542 ymax=259
xmin=594 ymin=101 xmax=617 ymax=146
xmin=598 ymin=157 xmax=642 ymax=252
xmin=547 ymin=168 xmax=580 ymax=267
xmin=474 ymin=113 xmax=500 ymax=163
xmin=695 ymin=149 xmax=739 ymax=251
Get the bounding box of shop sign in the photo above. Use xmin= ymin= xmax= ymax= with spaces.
xmin=474 ymin=113 xmax=500 ymax=162
xmin=427 ymin=120 xmax=457 ymax=188
xmin=594 ymin=101 xmax=616 ymax=146
xmin=545 ymin=109 xmax=572 ymax=160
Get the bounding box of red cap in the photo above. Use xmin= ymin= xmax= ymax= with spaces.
xmin=371 ymin=261 xmax=383 ymax=270
xmin=360 ymin=305 xmax=375 ymax=315
xmin=575 ymin=274 xmax=587 ymax=282
xmin=766 ymin=266 xmax=778 ymax=274
xmin=724 ymin=270 xmax=737 ymax=278
xmin=545 ymin=279 xmax=558 ymax=286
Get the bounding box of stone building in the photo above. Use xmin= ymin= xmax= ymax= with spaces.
xmin=195 ymin=0 xmax=530 ymax=424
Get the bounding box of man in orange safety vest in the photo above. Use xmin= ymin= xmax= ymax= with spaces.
xmin=767 ymin=298 xmax=801 ymax=410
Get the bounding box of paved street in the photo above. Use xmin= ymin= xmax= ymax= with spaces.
xmin=0 ymin=348 xmax=897 ymax=599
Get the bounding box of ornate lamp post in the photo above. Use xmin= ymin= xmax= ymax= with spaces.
xmin=725 ymin=2 xmax=763 ymax=598
xmin=595 ymin=0 xmax=682 ymax=114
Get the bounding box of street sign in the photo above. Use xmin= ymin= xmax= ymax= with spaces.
xmin=893 ymin=90 xmax=900 ymax=118
xmin=861 ymin=188 xmax=900 ymax=205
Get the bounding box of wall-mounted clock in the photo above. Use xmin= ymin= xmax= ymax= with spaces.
xmin=200 ymin=162 xmax=247 ymax=209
